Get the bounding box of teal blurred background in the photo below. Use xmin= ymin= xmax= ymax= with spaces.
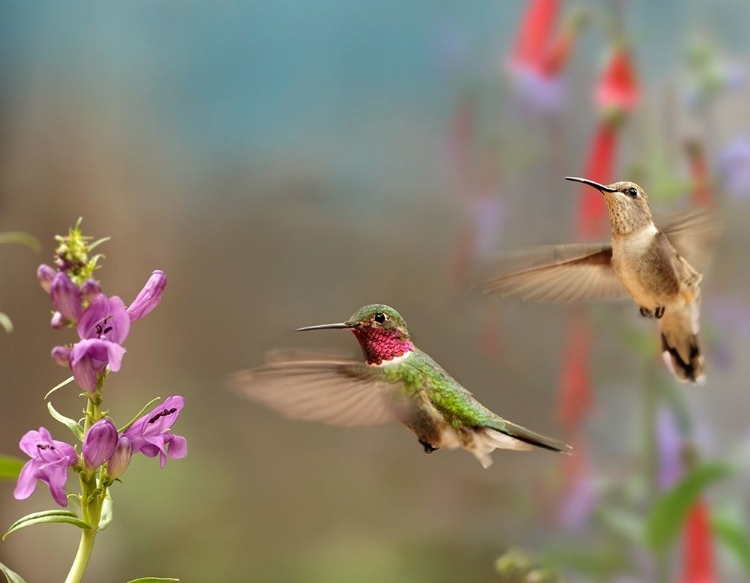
xmin=2 ymin=1 xmax=750 ymax=581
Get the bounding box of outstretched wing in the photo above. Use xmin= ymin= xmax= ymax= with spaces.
xmin=661 ymin=207 xmax=722 ymax=273
xmin=481 ymin=243 xmax=628 ymax=303
xmin=229 ymin=351 xmax=400 ymax=427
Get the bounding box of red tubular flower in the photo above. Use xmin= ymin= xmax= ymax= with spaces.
xmin=595 ymin=46 xmax=640 ymax=112
xmin=510 ymin=0 xmax=560 ymax=72
xmin=686 ymin=140 xmax=713 ymax=206
xmin=558 ymin=311 xmax=593 ymax=430
xmin=577 ymin=121 xmax=618 ymax=239
xmin=680 ymin=498 xmax=716 ymax=583
xmin=448 ymin=92 xmax=476 ymax=189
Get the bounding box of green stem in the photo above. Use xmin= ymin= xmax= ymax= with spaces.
xmin=65 ymin=392 xmax=104 ymax=583
xmin=65 ymin=530 xmax=96 ymax=583
xmin=644 ymin=362 xmax=669 ymax=583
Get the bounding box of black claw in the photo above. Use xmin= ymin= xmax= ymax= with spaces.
xmin=640 ymin=307 xmax=653 ymax=318
xmin=655 ymin=306 xmax=665 ymax=319
xmin=419 ymin=440 xmax=438 ymax=454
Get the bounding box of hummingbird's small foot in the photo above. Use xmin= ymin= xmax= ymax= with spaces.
xmin=639 ymin=306 xmax=654 ymax=318
xmin=654 ymin=306 xmax=665 ymax=319
xmin=419 ymin=440 xmax=438 ymax=454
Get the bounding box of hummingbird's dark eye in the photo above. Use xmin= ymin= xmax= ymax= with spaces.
xmin=374 ymin=312 xmax=386 ymax=324
xmin=627 ymin=187 xmax=638 ymax=198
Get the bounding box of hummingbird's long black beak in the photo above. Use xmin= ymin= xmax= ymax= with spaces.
xmin=565 ymin=176 xmax=617 ymax=193
xmin=295 ymin=322 xmax=360 ymax=332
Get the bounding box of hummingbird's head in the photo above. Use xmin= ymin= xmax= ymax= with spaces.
xmin=296 ymin=304 xmax=414 ymax=365
xmin=566 ymin=177 xmax=653 ymax=236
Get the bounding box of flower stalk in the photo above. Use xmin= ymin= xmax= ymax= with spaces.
xmin=7 ymin=220 xmax=184 ymax=583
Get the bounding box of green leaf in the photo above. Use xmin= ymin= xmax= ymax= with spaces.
xmin=47 ymin=401 xmax=84 ymax=441
xmin=645 ymin=462 xmax=733 ymax=553
xmin=3 ymin=510 xmax=90 ymax=540
xmin=88 ymin=237 xmax=111 ymax=252
xmin=118 ymin=397 xmax=161 ymax=433
xmin=99 ymin=490 xmax=113 ymax=531
xmin=45 ymin=375 xmax=76 ymax=400
xmin=0 ymin=456 xmax=25 ymax=480
xmin=126 ymin=578 xmax=179 ymax=582
xmin=596 ymin=507 xmax=644 ymax=545
xmin=0 ymin=232 xmax=40 ymax=253
xmin=712 ymin=514 xmax=750 ymax=576
xmin=0 ymin=312 xmax=13 ymax=334
xmin=0 ymin=561 xmax=27 ymax=583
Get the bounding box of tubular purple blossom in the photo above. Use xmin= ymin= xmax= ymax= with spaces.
xmin=14 ymin=427 xmax=78 ymax=507
xmin=37 ymin=264 xmax=56 ymax=293
xmin=71 ymin=339 xmax=126 ymax=392
xmin=82 ymin=418 xmax=118 ymax=469
xmin=124 ymin=396 xmax=187 ymax=469
xmin=80 ymin=279 xmax=102 ymax=302
xmin=107 ymin=436 xmax=132 ymax=480
xmin=50 ymin=272 xmax=83 ymax=324
xmin=51 ymin=346 xmax=72 ymax=367
xmin=127 ymin=270 xmax=167 ymax=322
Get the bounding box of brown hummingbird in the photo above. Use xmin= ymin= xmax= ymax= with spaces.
xmin=482 ymin=177 xmax=720 ymax=384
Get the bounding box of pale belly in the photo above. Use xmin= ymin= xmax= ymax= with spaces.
xmin=612 ymin=238 xmax=682 ymax=310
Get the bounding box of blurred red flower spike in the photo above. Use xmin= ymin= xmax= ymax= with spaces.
xmin=577 ymin=122 xmax=618 ymax=239
xmin=680 ymin=498 xmax=716 ymax=583
xmin=540 ymin=27 xmax=575 ymax=76
xmin=595 ymin=47 xmax=640 ymax=112
xmin=558 ymin=312 xmax=593 ymax=430
xmin=686 ymin=140 xmax=713 ymax=206
xmin=510 ymin=0 xmax=560 ymax=71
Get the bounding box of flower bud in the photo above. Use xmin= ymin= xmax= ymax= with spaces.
xmin=80 ymin=279 xmax=102 ymax=302
xmin=50 ymin=311 xmax=66 ymax=329
xmin=37 ymin=264 xmax=56 ymax=293
xmin=51 ymin=346 xmax=72 ymax=367
xmin=106 ymin=435 xmax=132 ymax=480
xmin=82 ymin=418 xmax=118 ymax=469
xmin=50 ymin=272 xmax=82 ymax=323
xmin=127 ymin=270 xmax=167 ymax=322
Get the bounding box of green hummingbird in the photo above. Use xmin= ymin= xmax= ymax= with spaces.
xmin=230 ymin=304 xmax=571 ymax=468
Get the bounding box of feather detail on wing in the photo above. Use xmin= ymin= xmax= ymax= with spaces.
xmin=481 ymin=243 xmax=628 ymax=303
xmin=229 ymin=351 xmax=400 ymax=427
xmin=660 ymin=207 xmax=722 ymax=273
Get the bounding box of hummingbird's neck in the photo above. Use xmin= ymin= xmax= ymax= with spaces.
xmin=351 ymin=327 xmax=415 ymax=365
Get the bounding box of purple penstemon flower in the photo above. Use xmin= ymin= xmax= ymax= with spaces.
xmin=127 ymin=270 xmax=167 ymax=322
xmin=124 ymin=396 xmax=187 ymax=469
xmin=49 ymin=271 xmax=166 ymax=392
xmin=14 ymin=427 xmax=78 ymax=507
xmin=82 ymin=418 xmax=118 ymax=469
xmin=63 ymin=294 xmax=130 ymax=392
xmin=107 ymin=436 xmax=132 ymax=480
xmin=50 ymin=272 xmax=83 ymax=327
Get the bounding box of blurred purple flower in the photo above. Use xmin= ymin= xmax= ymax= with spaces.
xmin=50 ymin=272 xmax=83 ymax=325
xmin=14 ymin=427 xmax=78 ymax=507
xmin=107 ymin=436 xmax=132 ymax=480
xmin=124 ymin=396 xmax=187 ymax=468
xmin=657 ymin=407 xmax=684 ymax=491
xmin=82 ymin=418 xmax=118 ymax=469
xmin=706 ymin=297 xmax=750 ymax=368
xmin=126 ymin=270 xmax=167 ymax=322
xmin=718 ymin=137 xmax=750 ymax=199
xmin=509 ymin=65 xmax=565 ymax=117
xmin=558 ymin=471 xmax=597 ymax=529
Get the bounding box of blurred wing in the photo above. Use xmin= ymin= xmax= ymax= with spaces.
xmin=481 ymin=243 xmax=628 ymax=303
xmin=229 ymin=351 xmax=398 ymax=427
xmin=660 ymin=208 xmax=722 ymax=273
